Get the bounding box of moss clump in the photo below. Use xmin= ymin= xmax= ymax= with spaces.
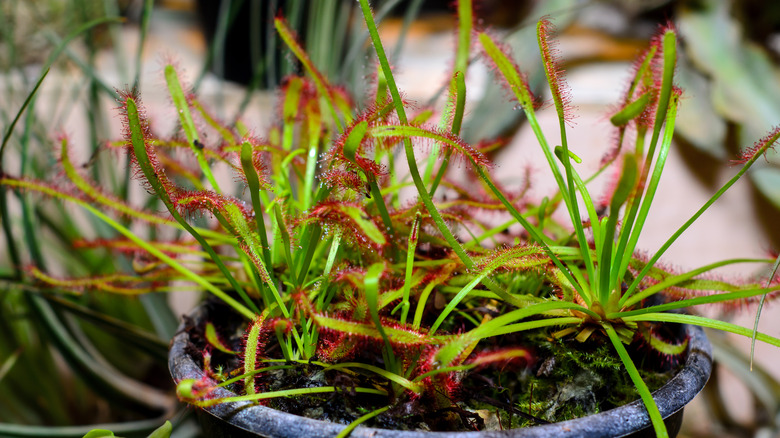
xmin=459 ymin=330 xmax=680 ymax=429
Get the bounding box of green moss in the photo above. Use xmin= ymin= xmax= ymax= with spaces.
xmin=460 ymin=329 xmax=680 ymax=428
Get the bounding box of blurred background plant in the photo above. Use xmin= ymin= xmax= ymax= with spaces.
xmin=1 ymin=0 xmax=779 ymax=437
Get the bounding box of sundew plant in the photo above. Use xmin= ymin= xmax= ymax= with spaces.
xmin=3 ymin=1 xmax=780 ymax=437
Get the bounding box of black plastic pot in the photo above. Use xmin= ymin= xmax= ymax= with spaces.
xmin=169 ymin=305 xmax=712 ymax=438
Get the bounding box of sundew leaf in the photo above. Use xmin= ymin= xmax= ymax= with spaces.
xmin=613 ymin=286 xmax=780 ymax=320
xmin=205 ymin=322 xmax=237 ymax=354
xmin=74 ymin=237 xmax=214 ymax=258
xmin=537 ymin=19 xmax=574 ymax=125
xmin=620 ymin=256 xmax=773 ymax=309
xmin=430 ymin=247 xmax=560 ymax=335
xmin=59 ymin=136 xmax=173 ymax=226
xmin=113 ymin=138 xmax=234 ymax=167
xmin=27 ymin=267 xmax=167 ymax=295
xmin=300 ymin=201 xmax=386 ymax=249
xmin=164 ymin=65 xmax=221 ymax=193
xmin=172 ymin=191 xmax=286 ymax=315
xmin=367 ymin=124 xmax=490 ymax=168
xmin=121 ymin=91 xmax=259 ymax=317
xmin=475 ymin=31 xmax=587 ymax=297
xmin=639 ymin=323 xmax=688 ymax=357
xmin=3 ymin=175 xmax=256 ymax=319
xmin=622 ymin=122 xmax=779 ymax=306
xmin=313 ymin=313 xmax=437 ymax=347
xmin=427 ymin=72 xmax=467 ymax=194
xmin=240 ymin=141 xmax=273 ymax=276
xmin=358 ymin=0 xmax=513 ymax=304
xmin=610 ymin=91 xmax=652 ymax=127
xmin=477 ymin=32 xmax=535 ymax=113
xmin=164 ymin=65 xmax=199 ymax=145
xmin=342 ymin=120 xmax=369 ymax=164
xmin=275 ymin=17 xmax=345 ymax=129
xmin=188 ymin=96 xmax=239 ymax=146
xmin=431 ymin=316 xmax=582 ymax=370
xmin=537 ymin=18 xmax=595 ymax=304
xmin=326 ymin=119 xmax=384 ymax=185
xmin=243 ymin=316 xmax=266 ymax=395
xmin=474 ymin=244 xmax=549 ymax=273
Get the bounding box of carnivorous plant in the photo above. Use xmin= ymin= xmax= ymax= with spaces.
xmin=3 ymin=1 xmax=780 ymax=437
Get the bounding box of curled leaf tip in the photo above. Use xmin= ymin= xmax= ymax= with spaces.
xmin=732 ymin=125 xmax=780 ymax=165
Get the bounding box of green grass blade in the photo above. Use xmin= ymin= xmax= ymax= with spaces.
xmin=335 ymin=406 xmax=391 ymax=438
xmin=613 ymin=287 xmax=777 ymax=319
xmin=622 ymin=313 xmax=780 ymax=349
xmin=399 ymin=212 xmax=421 ymax=325
xmin=240 ymin=141 xmax=273 ymax=278
xmin=0 ymin=67 xmax=49 ymax=279
xmin=0 ymin=68 xmax=49 ymax=162
xmin=26 ymin=294 xmax=172 ymax=412
xmin=751 ymin=254 xmax=780 ymax=368
xmin=622 ymin=122 xmax=780 ymax=306
xmin=598 ymin=154 xmax=638 ymax=303
xmin=603 ymin=323 xmax=668 ymax=438
xmin=44 ymin=295 xmax=168 ymax=361
xmin=622 ymin=257 xmax=770 ymax=309
xmin=133 ymin=0 xmax=154 ymax=89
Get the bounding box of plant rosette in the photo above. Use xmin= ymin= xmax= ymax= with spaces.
xmin=170 ymin=301 xmax=712 ymax=438
xmin=5 ymin=1 xmax=780 ymax=437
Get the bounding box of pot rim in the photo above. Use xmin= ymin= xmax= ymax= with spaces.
xmin=169 ymin=304 xmax=712 ymax=437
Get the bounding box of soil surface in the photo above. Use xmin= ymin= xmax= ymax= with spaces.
xmin=183 ymin=299 xmax=682 ymax=432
